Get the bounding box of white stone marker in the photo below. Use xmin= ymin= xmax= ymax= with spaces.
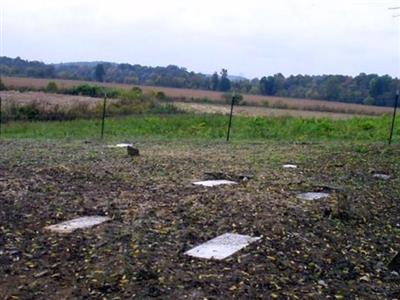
xmin=185 ymin=233 xmax=261 ymax=260
xmin=283 ymin=164 xmax=297 ymax=169
xmin=297 ymin=192 xmax=329 ymax=201
xmin=107 ymin=143 xmax=133 ymax=148
xmin=193 ymin=180 xmax=237 ymax=187
xmin=45 ymin=216 xmax=111 ymax=234
xmin=373 ymin=173 xmax=391 ymax=180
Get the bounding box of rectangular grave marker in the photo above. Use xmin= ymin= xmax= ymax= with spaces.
xmin=185 ymin=233 xmax=260 ymax=260
xmin=283 ymin=164 xmax=297 ymax=169
xmin=45 ymin=216 xmax=111 ymax=234
xmin=107 ymin=143 xmax=133 ymax=148
xmin=193 ymin=180 xmax=237 ymax=187
xmin=297 ymin=192 xmax=329 ymax=201
xmin=373 ymin=173 xmax=391 ymax=180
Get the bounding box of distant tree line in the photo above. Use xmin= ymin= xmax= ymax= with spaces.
xmin=254 ymin=73 xmax=399 ymax=107
xmin=1 ymin=56 xmax=399 ymax=107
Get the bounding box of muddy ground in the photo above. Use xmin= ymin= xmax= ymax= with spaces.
xmin=0 ymin=139 xmax=399 ymax=299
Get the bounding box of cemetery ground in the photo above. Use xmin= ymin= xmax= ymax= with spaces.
xmin=1 ymin=138 xmax=400 ymax=299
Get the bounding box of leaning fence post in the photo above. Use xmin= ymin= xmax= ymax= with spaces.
xmin=389 ymin=90 xmax=399 ymax=145
xmin=0 ymin=96 xmax=2 ymax=138
xmin=226 ymin=94 xmax=235 ymax=142
xmin=100 ymin=93 xmax=107 ymax=140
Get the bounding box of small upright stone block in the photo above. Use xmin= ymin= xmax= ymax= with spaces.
xmin=127 ymin=146 xmax=140 ymax=156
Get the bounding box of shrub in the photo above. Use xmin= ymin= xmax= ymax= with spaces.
xmin=155 ymin=91 xmax=167 ymax=100
xmin=67 ymin=84 xmax=119 ymax=98
xmin=0 ymin=78 xmax=6 ymax=91
xmin=192 ymin=97 xmax=213 ymax=104
xmin=272 ymin=101 xmax=289 ymax=109
xmin=2 ymin=84 xmax=186 ymax=122
xmin=131 ymin=86 xmax=143 ymax=95
xmin=2 ymin=100 xmax=96 ymax=122
xmin=221 ymin=93 xmax=244 ymax=105
xmin=119 ymin=90 xmax=141 ymax=102
xmin=13 ymin=102 xmax=41 ymax=120
xmin=65 ymin=102 xmax=93 ymax=120
xmin=46 ymin=81 xmax=58 ymax=93
xmin=360 ymin=121 xmax=375 ymax=131
xmin=262 ymin=100 xmax=270 ymax=107
xmin=150 ymin=104 xmax=185 ymax=114
xmin=97 ymin=95 xmax=157 ymax=116
xmin=363 ymin=96 xmax=375 ymax=106
xmin=3 ymin=101 xmax=43 ymax=121
xmin=69 ymin=84 xmax=99 ymax=97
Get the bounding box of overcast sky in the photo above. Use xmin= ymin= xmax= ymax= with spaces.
xmin=2 ymin=0 xmax=400 ymax=78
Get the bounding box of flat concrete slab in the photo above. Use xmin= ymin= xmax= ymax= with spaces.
xmin=107 ymin=143 xmax=133 ymax=148
xmin=185 ymin=233 xmax=261 ymax=260
xmin=373 ymin=173 xmax=391 ymax=180
xmin=193 ymin=180 xmax=237 ymax=187
xmin=283 ymin=164 xmax=297 ymax=169
xmin=45 ymin=216 xmax=111 ymax=234
xmin=297 ymin=192 xmax=329 ymax=201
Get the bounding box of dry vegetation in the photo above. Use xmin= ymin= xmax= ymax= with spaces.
xmin=0 ymin=90 xmax=104 ymax=109
xmin=1 ymin=91 xmax=365 ymax=120
xmin=1 ymin=139 xmax=399 ymax=299
xmin=3 ymin=76 xmax=392 ymax=116
xmin=0 ymin=90 xmax=173 ymax=122
xmin=174 ymin=102 xmax=366 ymax=119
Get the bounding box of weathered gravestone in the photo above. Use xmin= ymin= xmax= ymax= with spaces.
xmin=45 ymin=216 xmax=111 ymax=234
xmin=283 ymin=164 xmax=297 ymax=169
xmin=107 ymin=143 xmax=133 ymax=148
xmin=193 ymin=180 xmax=237 ymax=187
xmin=373 ymin=173 xmax=391 ymax=180
xmin=185 ymin=233 xmax=261 ymax=260
xmin=297 ymin=192 xmax=329 ymax=201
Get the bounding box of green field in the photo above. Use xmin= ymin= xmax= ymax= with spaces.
xmin=2 ymin=114 xmax=399 ymax=143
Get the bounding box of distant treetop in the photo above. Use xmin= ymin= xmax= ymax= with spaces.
xmin=0 ymin=56 xmax=399 ymax=107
